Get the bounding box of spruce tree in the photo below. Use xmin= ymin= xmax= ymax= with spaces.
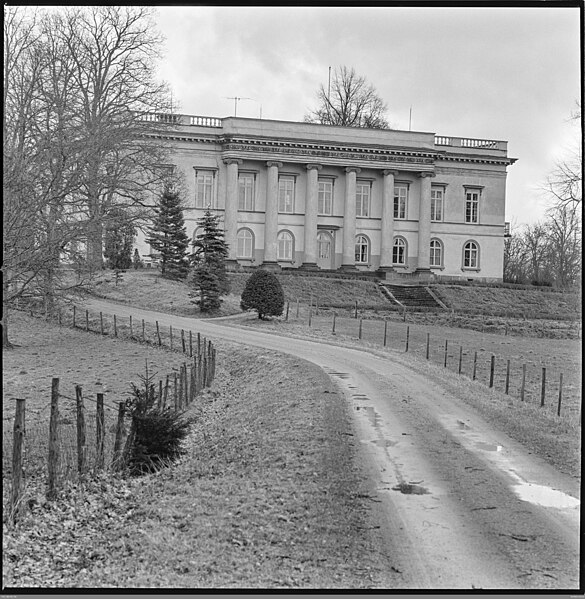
xmin=190 ymin=210 xmax=230 ymax=312
xmin=147 ymin=188 xmax=189 ymax=280
xmin=104 ymin=208 xmax=135 ymax=270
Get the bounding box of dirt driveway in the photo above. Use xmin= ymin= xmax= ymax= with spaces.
xmin=84 ymin=298 xmax=580 ymax=590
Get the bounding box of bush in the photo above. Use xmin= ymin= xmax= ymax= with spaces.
xmin=240 ymin=269 xmax=285 ymax=319
xmin=124 ymin=381 xmax=192 ymax=475
xmin=128 ymin=408 xmax=192 ymax=474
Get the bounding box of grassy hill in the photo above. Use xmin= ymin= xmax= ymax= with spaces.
xmin=88 ymin=269 xmax=580 ymax=321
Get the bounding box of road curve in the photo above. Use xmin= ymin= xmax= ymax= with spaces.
xmin=84 ymin=299 xmax=580 ymax=590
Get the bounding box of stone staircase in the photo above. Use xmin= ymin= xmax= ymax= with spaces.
xmin=379 ymin=284 xmax=447 ymax=310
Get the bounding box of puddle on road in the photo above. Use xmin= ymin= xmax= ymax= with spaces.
xmin=392 ymin=482 xmax=430 ymax=495
xmin=513 ymin=482 xmax=580 ymax=509
xmin=361 ymin=438 xmax=398 ymax=448
xmin=354 ymin=405 xmax=380 ymax=427
xmin=475 ymin=442 xmax=503 ymax=452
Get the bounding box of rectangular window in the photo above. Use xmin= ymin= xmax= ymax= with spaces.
xmin=394 ymin=185 xmax=408 ymax=219
xmin=278 ymin=176 xmax=295 ymax=213
xmin=238 ymin=173 xmax=255 ymax=211
xmin=356 ymin=181 xmax=371 ymax=217
xmin=465 ymin=189 xmax=480 ymax=223
xmin=431 ymin=187 xmax=444 ymax=222
xmin=318 ymin=179 xmax=333 ymax=215
xmin=195 ymin=170 xmax=215 ymax=208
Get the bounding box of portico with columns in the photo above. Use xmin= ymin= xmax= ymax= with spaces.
xmin=138 ymin=114 xmax=516 ymax=283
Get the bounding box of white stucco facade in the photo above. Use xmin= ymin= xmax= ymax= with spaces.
xmin=136 ymin=115 xmax=516 ymax=282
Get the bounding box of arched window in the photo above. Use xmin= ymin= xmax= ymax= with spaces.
xmin=355 ymin=235 xmax=369 ymax=263
xmin=463 ymin=241 xmax=479 ymax=269
xmin=393 ymin=237 xmax=407 ymax=265
xmin=430 ymin=239 xmax=443 ymax=268
xmin=237 ymin=228 xmax=254 ymax=259
xmin=277 ymin=230 xmax=294 ymax=261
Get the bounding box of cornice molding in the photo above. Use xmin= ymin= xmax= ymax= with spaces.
xmin=142 ymin=132 xmax=514 ymax=167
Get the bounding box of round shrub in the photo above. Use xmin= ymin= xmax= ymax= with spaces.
xmin=240 ymin=269 xmax=285 ymax=319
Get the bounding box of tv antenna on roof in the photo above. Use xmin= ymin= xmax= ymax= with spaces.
xmin=225 ymin=96 xmax=254 ymax=117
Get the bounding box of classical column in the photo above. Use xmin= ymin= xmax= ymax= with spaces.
xmin=263 ymin=161 xmax=283 ymax=267
xmin=223 ymin=158 xmax=242 ymax=265
xmin=301 ymin=163 xmax=322 ymax=269
xmin=378 ymin=169 xmax=399 ymax=273
xmin=416 ymin=171 xmax=435 ymax=273
xmin=341 ymin=167 xmax=360 ymax=269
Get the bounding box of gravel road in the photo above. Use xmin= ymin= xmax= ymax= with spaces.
xmin=84 ymin=299 xmax=580 ymax=590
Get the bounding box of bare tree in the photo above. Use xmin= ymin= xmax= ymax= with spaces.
xmin=543 ymin=203 xmax=581 ymax=288
xmin=59 ymin=6 xmax=172 ymax=270
xmin=544 ymin=101 xmax=582 ymax=209
xmin=305 ymin=66 xmax=390 ymax=129
xmin=503 ymin=223 xmax=528 ymax=284
xmin=2 ymin=6 xmax=172 ymax=346
xmin=522 ymin=222 xmax=551 ymax=285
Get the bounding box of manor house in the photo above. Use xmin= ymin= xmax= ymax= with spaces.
xmin=137 ymin=115 xmax=516 ymax=282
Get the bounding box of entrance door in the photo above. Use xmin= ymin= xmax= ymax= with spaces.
xmin=317 ymin=231 xmax=334 ymax=270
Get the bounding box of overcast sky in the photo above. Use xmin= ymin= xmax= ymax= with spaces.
xmin=153 ymin=5 xmax=581 ymax=227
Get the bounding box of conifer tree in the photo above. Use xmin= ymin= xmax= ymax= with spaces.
xmin=147 ymin=188 xmax=189 ymax=280
xmin=190 ymin=210 xmax=230 ymax=311
xmin=240 ymin=270 xmax=285 ymax=319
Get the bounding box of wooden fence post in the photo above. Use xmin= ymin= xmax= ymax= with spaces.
xmin=520 ymin=364 xmax=526 ymax=401
xmin=383 ymin=320 xmax=388 ymax=347
xmin=173 ymin=372 xmax=178 ymax=411
xmin=85 ymin=309 xmax=89 ymax=332
xmin=286 ymin=302 xmax=290 ymax=321
xmin=181 ymin=329 xmax=186 ymax=354
xmin=100 ymin=312 xmax=104 ymax=335
xmin=190 ymin=364 xmax=196 ymax=403
xmin=426 ymin=333 xmax=430 ymax=360
xmin=444 ymin=340 xmax=448 ymax=368
xmin=11 ymin=398 xmax=26 ymax=520
xmin=296 ymin=298 xmax=300 ymax=318
xmin=540 ymin=367 xmax=546 ymax=407
xmin=163 ymin=375 xmax=170 ymax=409
xmin=142 ymin=319 xmax=145 ymax=343
xmin=47 ymin=378 xmax=60 ymax=499
xmin=472 ymin=352 xmax=477 ymax=381
xmin=189 ymin=331 xmax=193 ymax=357
xmin=156 ymin=321 xmax=161 ymax=346
xmin=113 ymin=314 xmax=117 ymax=337
xmin=73 ymin=305 xmax=76 ymax=328
xmin=197 ymin=332 xmax=201 ymax=357
xmin=332 ymin=313 xmax=337 ymax=334
xmin=557 ymin=373 xmax=563 ymax=416
xmin=170 ymin=325 xmax=173 ymax=351
xmin=358 ymin=318 xmax=363 ymax=340
xmin=354 ymin=301 xmax=358 ymax=319
xmin=129 ymin=315 xmax=133 ymax=338
xmin=178 ymin=365 xmax=185 ymax=410
xmin=112 ymin=402 xmax=127 ymax=470
xmin=405 ymin=326 xmax=409 ymax=352
xmin=75 ymin=385 xmax=87 ymax=475
xmin=96 ymin=393 xmax=105 ymax=470
xmin=489 ymin=355 xmax=495 ymax=388
xmin=308 ymin=309 xmax=312 ymax=327
xmin=158 ymin=380 xmax=163 ymax=409
xmin=505 ymin=360 xmax=510 ymax=394
xmin=458 ymin=346 xmax=463 ymax=375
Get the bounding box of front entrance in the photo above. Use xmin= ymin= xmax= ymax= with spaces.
xmin=317 ymin=231 xmax=334 ymax=270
